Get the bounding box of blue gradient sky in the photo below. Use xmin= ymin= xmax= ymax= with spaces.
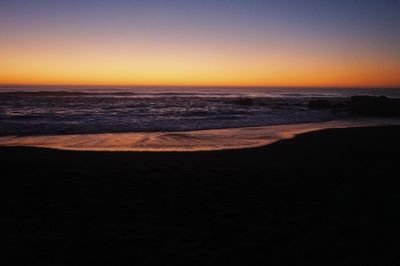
xmin=1 ymin=0 xmax=399 ymax=87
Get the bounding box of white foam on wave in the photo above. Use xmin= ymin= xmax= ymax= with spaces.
xmin=0 ymin=118 xmax=399 ymax=152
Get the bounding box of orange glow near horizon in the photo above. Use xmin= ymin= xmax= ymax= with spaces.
xmin=1 ymin=43 xmax=399 ymax=88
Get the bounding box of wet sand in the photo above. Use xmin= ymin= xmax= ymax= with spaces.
xmin=3 ymin=125 xmax=400 ymax=265
xmin=1 ymin=118 xmax=400 ymax=151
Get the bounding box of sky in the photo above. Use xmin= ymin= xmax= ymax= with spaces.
xmin=0 ymin=0 xmax=399 ymax=87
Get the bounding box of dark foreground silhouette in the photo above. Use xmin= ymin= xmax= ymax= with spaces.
xmin=3 ymin=126 xmax=400 ymax=265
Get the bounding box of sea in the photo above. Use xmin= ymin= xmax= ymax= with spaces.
xmin=1 ymin=86 xmax=399 ymax=136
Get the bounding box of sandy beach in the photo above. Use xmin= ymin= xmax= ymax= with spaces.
xmin=3 ymin=125 xmax=400 ymax=264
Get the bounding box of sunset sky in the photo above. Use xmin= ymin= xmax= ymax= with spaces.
xmin=0 ymin=0 xmax=399 ymax=87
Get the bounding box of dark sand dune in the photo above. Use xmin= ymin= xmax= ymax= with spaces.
xmin=3 ymin=126 xmax=400 ymax=265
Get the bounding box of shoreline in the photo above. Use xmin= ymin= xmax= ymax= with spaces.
xmin=1 ymin=117 xmax=400 ymax=151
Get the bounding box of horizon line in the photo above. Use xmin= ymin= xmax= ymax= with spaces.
xmin=0 ymin=83 xmax=399 ymax=89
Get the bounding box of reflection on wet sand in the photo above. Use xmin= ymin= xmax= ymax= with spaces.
xmin=0 ymin=118 xmax=399 ymax=152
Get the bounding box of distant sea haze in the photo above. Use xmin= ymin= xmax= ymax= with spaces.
xmin=0 ymin=87 xmax=400 ymax=136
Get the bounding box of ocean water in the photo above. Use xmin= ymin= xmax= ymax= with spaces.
xmin=0 ymin=86 xmax=399 ymax=136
